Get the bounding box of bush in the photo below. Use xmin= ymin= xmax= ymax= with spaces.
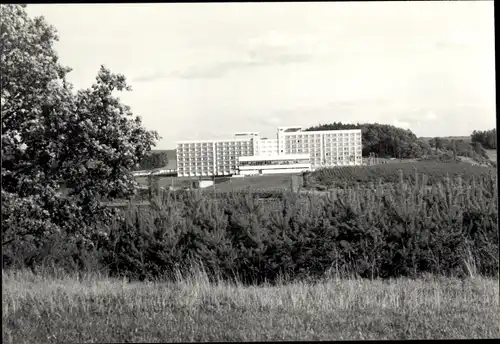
xmin=7 ymin=172 xmax=496 ymax=285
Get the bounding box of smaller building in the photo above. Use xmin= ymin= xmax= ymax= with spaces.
xmin=237 ymin=154 xmax=311 ymax=176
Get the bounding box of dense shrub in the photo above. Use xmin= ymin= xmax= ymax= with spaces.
xmin=6 ymin=172 xmax=496 ymax=285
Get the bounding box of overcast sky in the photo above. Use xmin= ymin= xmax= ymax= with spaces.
xmin=27 ymin=2 xmax=495 ymax=149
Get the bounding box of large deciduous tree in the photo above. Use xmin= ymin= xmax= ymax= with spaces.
xmin=1 ymin=4 xmax=159 ymax=247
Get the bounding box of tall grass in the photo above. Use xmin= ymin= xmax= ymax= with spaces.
xmin=3 ymin=267 xmax=499 ymax=343
xmin=3 ymin=169 xmax=498 ymax=342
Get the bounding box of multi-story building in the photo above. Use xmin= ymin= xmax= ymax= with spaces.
xmin=238 ymin=154 xmax=311 ymax=176
xmin=254 ymin=137 xmax=278 ymax=156
xmin=277 ymin=126 xmax=363 ymax=169
xmin=176 ymin=126 xmax=362 ymax=177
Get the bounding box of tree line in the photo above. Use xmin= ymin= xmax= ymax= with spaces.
xmin=306 ymin=122 xmax=496 ymax=162
xmin=135 ymin=151 xmax=169 ymax=171
xmin=471 ymin=129 xmax=496 ymax=150
xmin=305 ymin=122 xmax=431 ymax=159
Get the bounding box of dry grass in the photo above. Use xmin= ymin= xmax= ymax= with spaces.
xmin=3 ymin=268 xmax=499 ymax=343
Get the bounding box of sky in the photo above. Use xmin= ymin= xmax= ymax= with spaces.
xmin=27 ymin=2 xmax=496 ymax=149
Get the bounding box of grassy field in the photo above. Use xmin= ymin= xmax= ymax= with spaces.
xmin=135 ymin=160 xmax=496 ymax=193
xmin=214 ymin=173 xmax=297 ymax=192
xmin=3 ymin=268 xmax=499 ymax=343
xmin=135 ymin=173 xmax=298 ymax=192
xmin=135 ymin=175 xmax=193 ymax=189
xmin=485 ymin=149 xmax=497 ymax=163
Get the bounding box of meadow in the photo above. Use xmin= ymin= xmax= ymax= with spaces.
xmin=135 ymin=160 xmax=496 ymax=193
xmin=3 ymin=161 xmax=499 ymax=342
xmin=3 ymin=268 xmax=499 ymax=343
xmin=307 ymin=161 xmax=495 ymax=190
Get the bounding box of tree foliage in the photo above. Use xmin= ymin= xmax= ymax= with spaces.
xmin=135 ymin=151 xmax=169 ymax=171
xmin=1 ymin=4 xmax=159 ymax=246
xmin=427 ymin=137 xmax=490 ymax=163
xmin=305 ymin=122 xmax=430 ymax=158
xmin=7 ymin=173 xmax=496 ymax=283
xmin=471 ymin=129 xmax=496 ymax=150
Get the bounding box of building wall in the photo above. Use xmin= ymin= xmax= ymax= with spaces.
xmin=176 ymin=138 xmax=254 ymax=177
xmin=176 ymin=127 xmax=362 ymax=177
xmin=282 ymin=129 xmax=362 ymax=168
xmin=254 ymin=138 xmax=278 ymax=156
xmin=240 ymin=167 xmax=310 ymax=176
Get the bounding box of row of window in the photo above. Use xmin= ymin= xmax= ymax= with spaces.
xmin=284 ymin=132 xmax=360 ymax=137
xmin=177 ymin=151 xmax=253 ymax=156
xmin=178 ymin=149 xmax=252 ymax=153
xmin=285 ymin=138 xmax=360 ymax=144
xmin=239 ymin=159 xmax=310 ymax=167
xmin=179 ymin=145 xmax=360 ymax=154
xmin=178 ymin=154 xmax=251 ymax=159
xmin=178 ymin=141 xmax=251 ymax=146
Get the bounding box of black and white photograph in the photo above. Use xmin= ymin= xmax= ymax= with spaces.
xmin=1 ymin=1 xmax=498 ymax=342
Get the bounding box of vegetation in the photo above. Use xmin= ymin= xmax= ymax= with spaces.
xmin=426 ymin=136 xmax=491 ymax=163
xmin=305 ymin=122 xmax=430 ymax=159
xmin=5 ymin=171 xmax=497 ymax=284
xmin=1 ymin=4 xmax=158 ymax=247
xmin=3 ymin=269 xmax=499 ymax=343
xmin=471 ymin=128 xmax=497 ymax=150
xmin=134 ymin=151 xmax=169 ymax=171
xmin=308 ymin=161 xmax=495 ymax=189
xmin=1 ymin=6 xmax=498 ymax=342
xmin=305 ymin=122 xmax=494 ymax=165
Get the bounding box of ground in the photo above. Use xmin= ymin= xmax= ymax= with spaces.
xmin=3 ymin=269 xmax=498 ymax=343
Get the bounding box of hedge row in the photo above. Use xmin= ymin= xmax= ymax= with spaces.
xmin=4 ymin=172 xmax=498 ymax=285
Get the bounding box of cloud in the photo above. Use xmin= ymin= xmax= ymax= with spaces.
xmin=393 ymin=120 xmax=411 ymax=129
xmin=132 ymin=31 xmax=316 ymax=82
xmin=396 ymin=108 xmax=438 ymax=127
xmin=257 ymin=115 xmax=283 ymax=127
xmin=132 ymin=71 xmax=171 ymax=82
xmin=434 ymin=33 xmax=472 ymax=51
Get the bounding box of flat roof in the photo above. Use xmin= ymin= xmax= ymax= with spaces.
xmin=176 ymin=127 xmax=361 ymax=144
xmin=282 ymin=128 xmax=362 ymax=135
xmin=176 ymin=138 xmax=253 ymax=144
xmin=234 ymin=132 xmax=259 ymax=136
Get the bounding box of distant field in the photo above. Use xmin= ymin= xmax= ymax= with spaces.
xmin=133 ymin=160 xmax=495 ymax=195
xmin=135 ymin=173 xmax=298 ymax=192
xmin=135 ymin=175 xmax=192 ymax=189
xmin=309 ymin=160 xmax=495 ymax=189
xmin=215 ymin=174 xmax=299 ymax=192
xmin=485 ymin=149 xmax=497 ymax=162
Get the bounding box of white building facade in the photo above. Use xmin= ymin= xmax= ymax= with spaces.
xmin=238 ymin=154 xmax=311 ymax=176
xmin=176 ymin=126 xmax=362 ymax=177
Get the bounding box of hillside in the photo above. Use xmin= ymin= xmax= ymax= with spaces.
xmin=419 ymin=136 xmax=471 ymax=143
